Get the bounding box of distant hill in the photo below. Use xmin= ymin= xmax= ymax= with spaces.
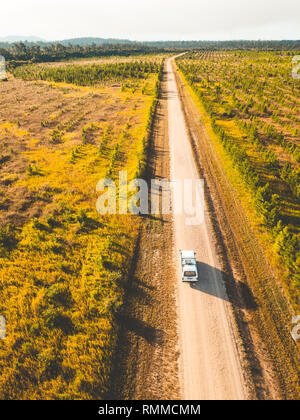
xmin=0 ymin=36 xmax=45 ymax=43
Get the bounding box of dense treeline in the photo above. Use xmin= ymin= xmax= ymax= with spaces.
xmin=146 ymin=40 xmax=300 ymax=50
xmin=10 ymin=61 xmax=161 ymax=86
xmin=1 ymin=39 xmax=299 ymax=67
xmin=0 ymin=42 xmax=165 ymax=66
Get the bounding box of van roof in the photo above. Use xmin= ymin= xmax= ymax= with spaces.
xmin=183 ymin=264 xmax=197 ymax=272
xmin=181 ymin=250 xmax=195 ymax=259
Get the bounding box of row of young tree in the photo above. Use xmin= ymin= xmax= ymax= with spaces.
xmin=182 ymin=51 xmax=300 ymax=122
xmin=10 ymin=61 xmax=161 ymax=86
xmin=178 ymin=53 xmax=299 ymax=183
xmin=212 ymin=116 xmax=299 ymax=286
xmin=235 ymin=118 xmax=300 ymax=198
xmin=178 ymin=61 xmax=299 ymax=291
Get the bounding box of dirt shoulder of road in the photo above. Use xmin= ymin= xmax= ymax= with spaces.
xmin=173 ymin=59 xmax=299 ymax=400
xmin=108 ymin=62 xmax=180 ymax=400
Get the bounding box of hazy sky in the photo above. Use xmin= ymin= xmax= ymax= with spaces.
xmin=1 ymin=0 xmax=299 ymax=41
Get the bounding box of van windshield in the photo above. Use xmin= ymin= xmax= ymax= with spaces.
xmin=184 ymin=271 xmax=197 ymax=277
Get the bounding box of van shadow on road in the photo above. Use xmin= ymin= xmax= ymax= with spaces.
xmin=189 ymin=261 xmax=258 ymax=311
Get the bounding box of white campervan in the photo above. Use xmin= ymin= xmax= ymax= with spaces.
xmin=180 ymin=250 xmax=198 ymax=282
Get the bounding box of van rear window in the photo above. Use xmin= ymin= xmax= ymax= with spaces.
xmin=184 ymin=271 xmax=197 ymax=277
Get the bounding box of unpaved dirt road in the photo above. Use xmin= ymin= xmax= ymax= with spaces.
xmin=167 ymin=57 xmax=246 ymax=400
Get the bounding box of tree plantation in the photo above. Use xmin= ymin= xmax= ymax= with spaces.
xmin=176 ymin=51 xmax=300 ymax=307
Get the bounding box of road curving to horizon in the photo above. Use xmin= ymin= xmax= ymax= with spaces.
xmin=167 ymin=56 xmax=247 ymax=400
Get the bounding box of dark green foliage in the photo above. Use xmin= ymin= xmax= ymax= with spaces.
xmin=50 ymin=128 xmax=63 ymax=144
xmin=41 ymin=307 xmax=73 ymax=334
xmin=11 ymin=61 xmax=161 ymax=87
xmin=280 ymin=163 xmax=300 ymax=198
xmin=274 ymin=224 xmax=300 ymax=287
xmin=1 ymin=40 xmax=300 ymax=67
xmin=1 ymin=43 xmax=163 ymax=65
xmin=0 ymin=224 xmax=17 ymax=253
xmin=45 ymin=283 xmax=72 ymax=308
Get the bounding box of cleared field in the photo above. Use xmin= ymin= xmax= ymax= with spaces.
xmin=176 ymin=51 xmax=300 ymax=308
xmin=0 ymin=56 xmax=163 ymax=399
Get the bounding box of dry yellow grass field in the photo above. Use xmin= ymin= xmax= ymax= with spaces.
xmin=0 ymin=56 xmax=163 ymax=399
